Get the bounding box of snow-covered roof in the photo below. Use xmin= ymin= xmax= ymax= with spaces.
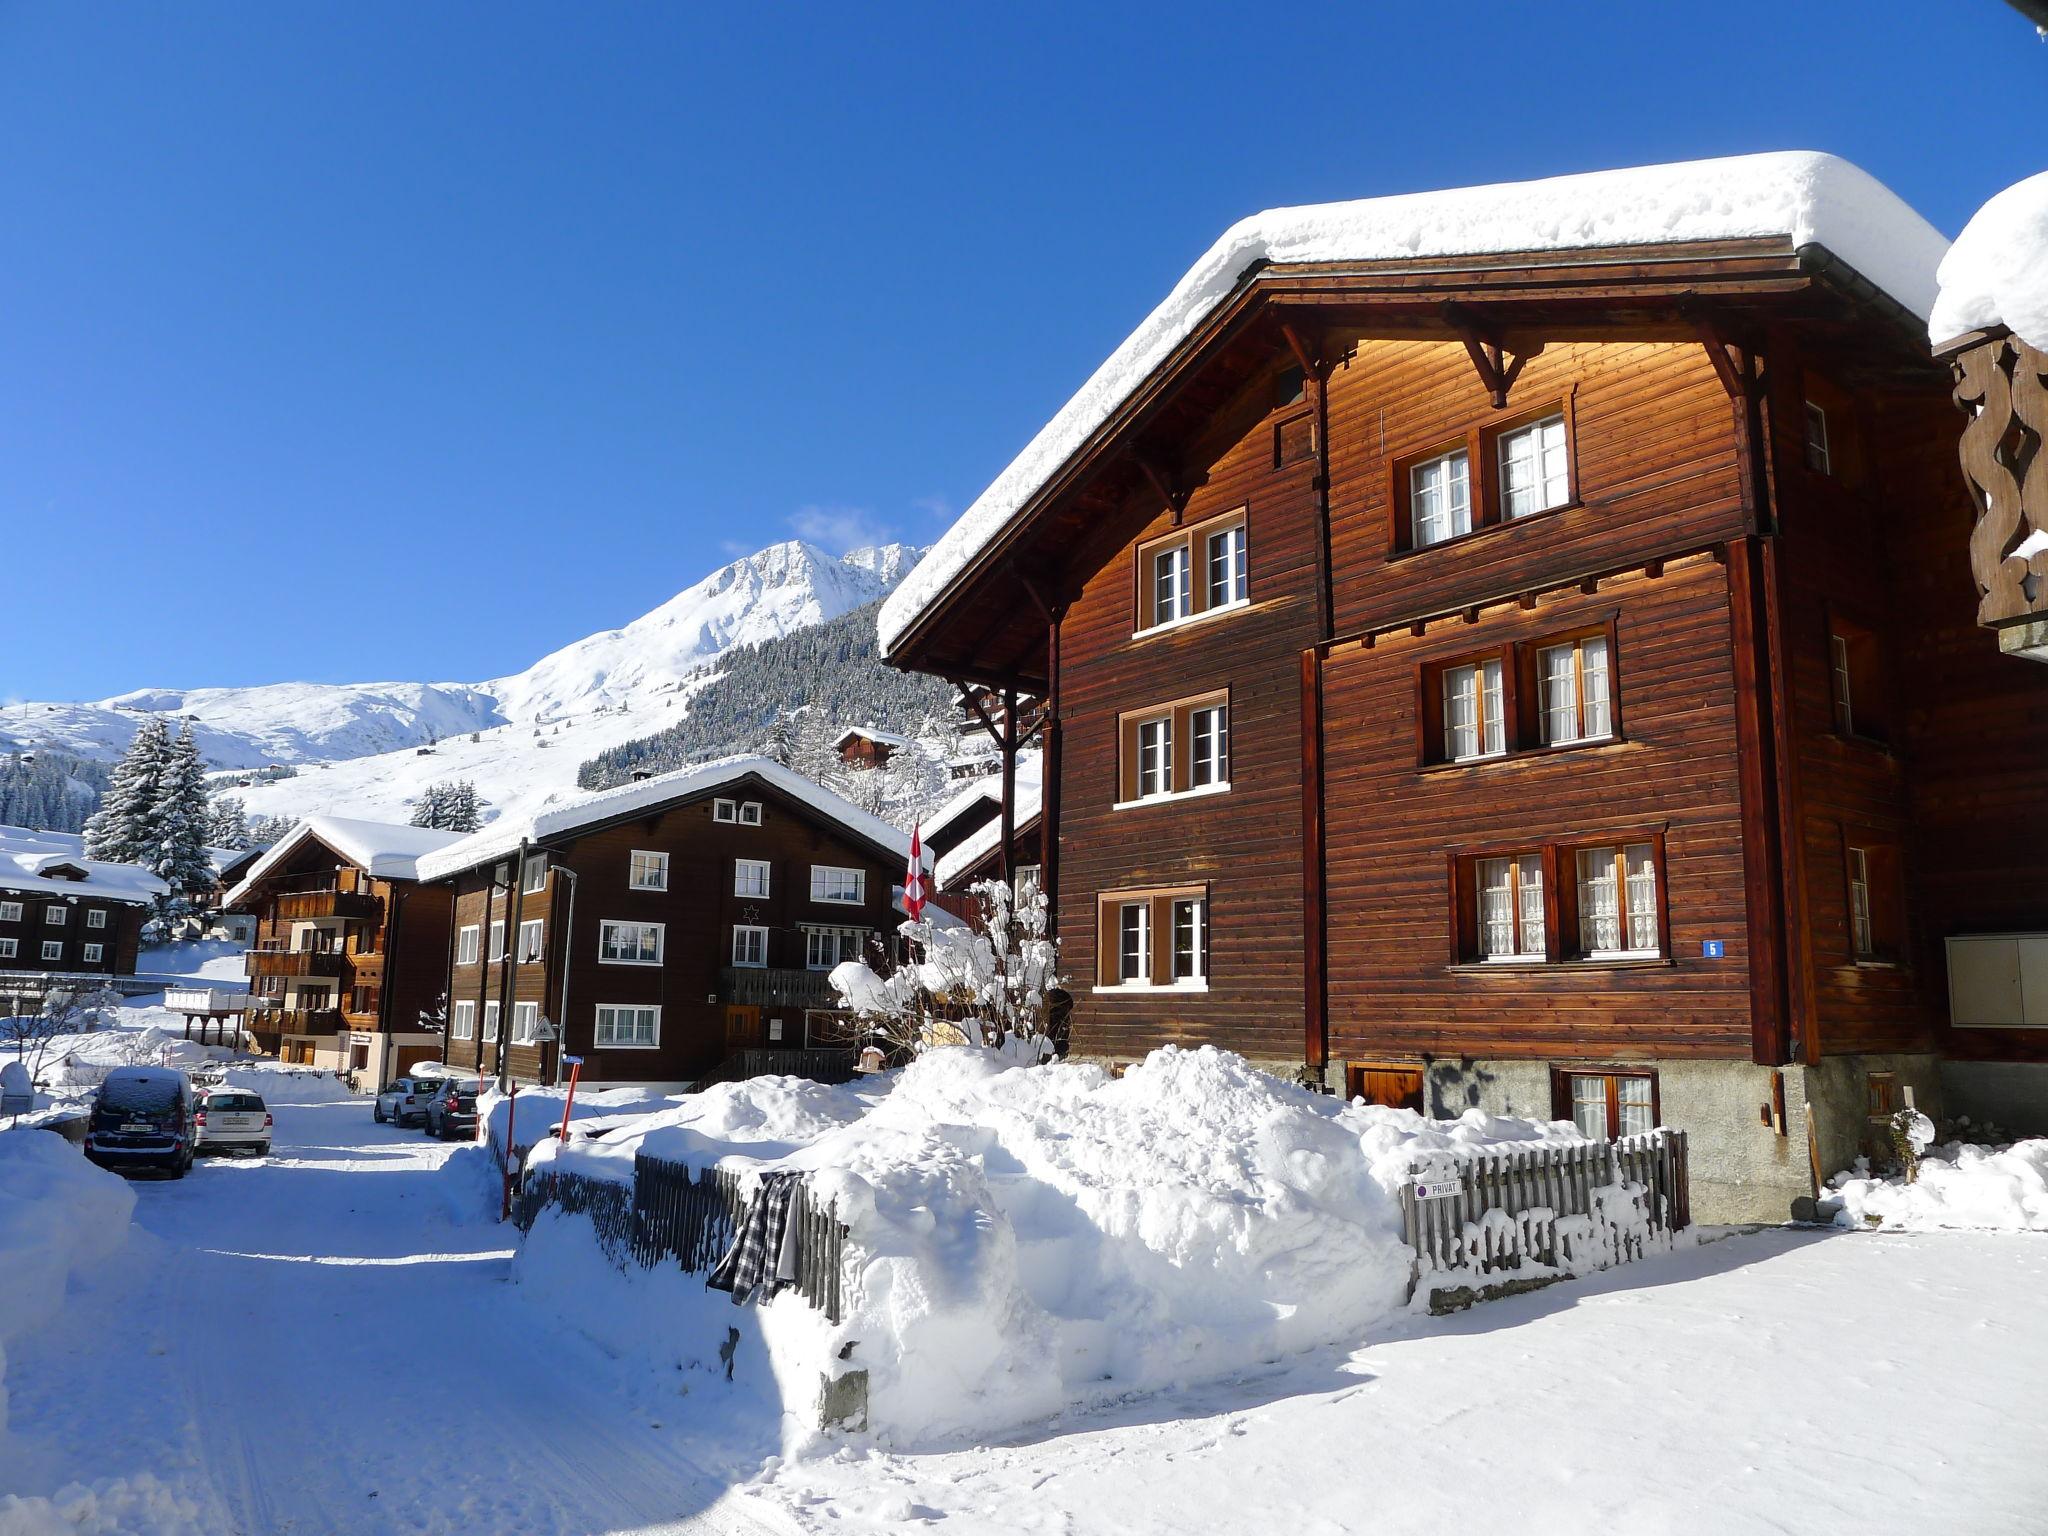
xmin=1931 ymin=170 xmax=2048 ymax=352
xmin=878 ymin=152 xmax=1949 ymax=657
xmin=0 ymin=824 xmax=169 ymax=906
xmin=225 ymin=815 xmax=468 ymax=906
xmin=935 ymin=758 xmax=1043 ymax=890
xmin=413 ymin=755 xmax=915 ymax=883
xmin=833 ymin=724 xmax=912 ymax=751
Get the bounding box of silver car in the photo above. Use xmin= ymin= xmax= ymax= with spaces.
xmin=194 ymin=1088 xmax=272 ymax=1157
xmin=374 ymin=1075 xmax=446 ymax=1127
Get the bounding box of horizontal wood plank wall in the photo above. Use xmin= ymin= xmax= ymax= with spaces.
xmin=1321 ymin=556 xmax=1755 ymax=1061
xmin=1877 ymin=393 xmax=2048 ymax=1063
xmin=0 ymin=892 xmax=140 ymax=975
xmin=444 ymin=789 xmax=900 ymax=1083
xmin=1326 ymin=340 xmax=1745 ymax=635
xmin=1057 ymin=372 xmax=1321 ymax=1064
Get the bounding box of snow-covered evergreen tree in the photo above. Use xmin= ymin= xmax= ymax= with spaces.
xmin=207 ymin=796 xmax=253 ymax=850
xmin=410 ymin=779 xmax=483 ymax=832
xmin=764 ymin=711 xmax=798 ymax=768
xmin=409 ymin=782 xmax=450 ymax=830
xmin=154 ymin=727 xmax=217 ymax=905
xmin=82 ymin=717 xmax=172 ymax=864
xmin=244 ymin=814 xmax=294 ymax=849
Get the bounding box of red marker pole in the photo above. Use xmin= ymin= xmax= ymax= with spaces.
xmin=501 ymin=1082 xmax=518 ymax=1222
xmin=557 ymin=1055 xmax=584 ymax=1147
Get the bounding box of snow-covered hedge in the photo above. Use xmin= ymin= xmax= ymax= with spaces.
xmin=517 ymin=1044 xmax=1590 ymax=1447
xmin=1831 ymin=1138 xmax=2048 ymax=1233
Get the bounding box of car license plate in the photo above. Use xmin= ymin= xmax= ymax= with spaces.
xmin=123 ymin=1122 xmax=153 ymax=1134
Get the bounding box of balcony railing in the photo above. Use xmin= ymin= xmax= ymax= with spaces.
xmin=274 ymin=888 xmax=378 ymax=922
xmin=247 ymin=947 xmax=349 ymax=979
xmin=720 ymin=965 xmax=840 ymax=1010
xmin=248 ymin=1008 xmax=345 ymax=1037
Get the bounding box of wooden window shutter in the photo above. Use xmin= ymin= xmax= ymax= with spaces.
xmin=1150 ymin=894 xmax=1174 ymax=986
xmin=1097 ymin=901 xmax=1120 ymax=988
xmin=1119 ymin=716 xmax=1141 ymax=802
xmin=1172 ymin=703 xmax=1195 ymax=794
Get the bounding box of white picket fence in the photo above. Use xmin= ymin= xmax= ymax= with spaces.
xmin=1401 ymin=1129 xmax=1690 ymax=1306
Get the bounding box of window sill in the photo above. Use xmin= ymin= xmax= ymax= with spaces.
xmin=598 ymin=958 xmax=664 ymax=967
xmin=1390 ymin=502 xmax=1579 ymax=562
xmin=730 ymin=960 xmax=767 ymax=970
xmin=809 ymin=897 xmax=867 ymax=908
xmin=1131 ymin=597 xmax=1252 ymax=643
xmin=1850 ymin=958 xmax=1910 ymax=972
xmin=1112 ymin=781 xmax=1234 ymax=812
xmin=1829 ymin=730 xmax=1897 ymax=758
xmin=593 ymin=1040 xmax=662 ymax=1050
xmin=1447 ymin=956 xmax=1671 ymax=974
xmin=1419 ymin=737 xmax=1627 ymax=774
xmin=1091 ymin=981 xmax=1210 ymax=996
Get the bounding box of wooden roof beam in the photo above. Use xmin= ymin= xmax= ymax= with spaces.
xmin=1442 ymin=301 xmax=1543 ymax=408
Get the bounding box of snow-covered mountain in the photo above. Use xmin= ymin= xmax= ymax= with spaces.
xmin=1 ymin=540 xmax=921 ymax=772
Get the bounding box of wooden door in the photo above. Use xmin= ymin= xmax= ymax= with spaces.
xmin=724 ymin=1005 xmax=761 ymax=1050
xmin=1347 ymin=1064 xmax=1425 ymax=1113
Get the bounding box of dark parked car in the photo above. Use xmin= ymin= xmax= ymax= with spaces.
xmin=424 ymin=1078 xmax=484 ymax=1141
xmin=84 ymin=1067 xmax=196 ymax=1178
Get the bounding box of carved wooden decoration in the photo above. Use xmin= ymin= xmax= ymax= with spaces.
xmin=1950 ymin=334 xmax=2048 ymax=628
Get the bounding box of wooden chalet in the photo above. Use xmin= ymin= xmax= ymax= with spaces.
xmin=877 ymin=153 xmax=2048 ymax=1222
xmin=832 ymin=725 xmax=909 ymax=769
xmin=927 ymin=753 xmax=1043 ymax=922
xmin=0 ymin=824 xmax=166 ymax=997
xmin=224 ymin=817 xmax=460 ymax=1080
xmin=414 ymin=757 xmax=913 ymax=1088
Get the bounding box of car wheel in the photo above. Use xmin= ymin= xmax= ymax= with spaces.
xmin=169 ymin=1156 xmax=187 ymax=1180
xmin=374 ymin=1104 xmax=386 ymax=1123
xmin=256 ymin=1143 xmax=270 ymax=1158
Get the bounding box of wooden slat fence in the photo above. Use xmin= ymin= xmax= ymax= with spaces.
xmin=1402 ymin=1129 xmax=1690 ymax=1293
xmin=516 ymin=1152 xmax=848 ymax=1324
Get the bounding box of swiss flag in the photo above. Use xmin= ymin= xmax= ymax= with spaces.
xmin=903 ymin=824 xmax=927 ymax=922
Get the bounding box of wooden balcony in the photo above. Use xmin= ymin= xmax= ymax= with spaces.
xmin=274 ymin=888 xmax=378 ymax=922
xmin=249 ymin=1008 xmax=345 ymax=1037
xmin=720 ymin=965 xmax=840 ymax=1010
xmin=247 ymin=948 xmax=349 ymax=980
xmin=1944 ymin=330 xmax=2048 ymax=661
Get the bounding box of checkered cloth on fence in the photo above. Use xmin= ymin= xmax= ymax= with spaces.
xmin=706 ymin=1170 xmax=803 ymax=1305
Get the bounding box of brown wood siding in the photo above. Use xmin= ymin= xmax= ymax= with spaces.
xmin=1321 ymin=555 xmax=1754 ymax=1060
xmin=0 ymin=892 xmax=146 ymax=976
xmin=1056 ymin=371 xmax=1321 ymax=1064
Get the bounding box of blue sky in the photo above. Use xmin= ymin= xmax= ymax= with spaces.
xmin=4 ymin=2 xmax=2043 ymax=700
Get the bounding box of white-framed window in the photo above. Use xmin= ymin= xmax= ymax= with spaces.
xmin=41 ymin=940 xmax=62 ymax=961
xmin=82 ymin=943 xmax=103 ymax=963
xmin=810 ymin=866 xmax=865 ymax=904
xmin=732 ymin=924 xmax=769 ymax=967
xmin=594 ymin=1004 xmax=660 ymax=1048
xmin=713 ymin=797 xmax=738 ymax=823
xmin=1537 ymin=636 xmax=1612 ymax=746
xmin=0 ymin=938 xmax=15 ymax=959
xmin=522 ymin=854 xmax=549 ymax=894
xmin=512 ymin=1001 xmax=540 ymax=1044
xmin=734 ymin=858 xmax=771 ymax=898
xmin=804 ymin=926 xmax=866 ymax=970
xmin=451 ymin=1000 xmax=475 ymax=1040
xmin=1804 ymin=401 xmax=1831 ymax=474
xmin=1576 ymin=844 xmax=1660 ymax=958
xmin=1410 ymin=448 xmax=1472 ymax=548
xmin=1498 ymin=413 xmax=1570 ymax=519
xmin=1136 ymin=715 xmax=1173 ymax=799
xmin=457 ymin=924 xmax=481 ymax=965
xmin=483 ymin=1002 xmax=500 ymax=1042
xmin=1205 ymin=523 xmax=1247 ymax=610
xmin=1476 ymin=854 xmax=1546 ymax=961
xmin=45 ymin=906 xmax=66 ymax=926
xmin=629 ymin=849 xmax=669 ymax=890
xmin=738 ymin=801 xmax=762 ymax=826
xmin=86 ymin=909 xmax=108 ymax=930
xmin=1847 ymin=846 xmax=1874 ymax=960
xmin=598 ymin=920 xmax=663 ymax=965
xmin=0 ymin=902 xmax=19 ymax=922
xmin=1443 ymin=658 xmax=1505 ymax=761
xmin=1118 ymin=901 xmax=1151 ymax=984
xmin=1170 ymin=896 xmax=1206 ymax=983
xmin=1190 ymin=703 xmax=1229 ymax=789
xmin=1152 ymin=543 xmax=1191 ymax=625
xmin=488 ymin=920 xmax=506 ymax=962
xmin=518 ymin=918 xmax=544 ymax=962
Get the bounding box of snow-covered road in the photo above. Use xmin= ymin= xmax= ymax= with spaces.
xmin=1 ymin=1076 xmax=782 ymax=1536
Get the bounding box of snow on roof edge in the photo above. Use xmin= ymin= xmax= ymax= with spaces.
xmin=878 ymin=152 xmax=1949 ymax=659
xmin=224 ymin=815 xmax=467 ymax=907
xmin=413 ymin=755 xmax=914 ymax=883
xmin=1930 ymin=170 xmax=2048 ymax=352
xmin=935 ymin=770 xmax=1044 ymax=890
xmin=0 ymin=823 xmax=170 ymax=905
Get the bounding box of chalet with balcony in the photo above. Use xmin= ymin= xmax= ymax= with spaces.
xmin=224 ymin=817 xmax=461 ymax=1080
xmin=0 ymin=824 xmax=166 ymax=998
xmin=414 ymin=756 xmax=913 ymax=1088
xmin=876 ymin=152 xmax=2048 ymax=1223
xmin=832 ymin=725 xmax=909 ymax=769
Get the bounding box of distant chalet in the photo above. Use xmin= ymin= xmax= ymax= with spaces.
xmin=0 ymin=823 xmax=167 ymax=996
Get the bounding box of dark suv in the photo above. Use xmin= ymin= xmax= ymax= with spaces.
xmin=424 ymin=1078 xmax=484 ymax=1141
xmin=84 ymin=1067 xmax=196 ymax=1177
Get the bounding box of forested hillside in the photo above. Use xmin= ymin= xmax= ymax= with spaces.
xmin=0 ymin=749 xmax=111 ymax=832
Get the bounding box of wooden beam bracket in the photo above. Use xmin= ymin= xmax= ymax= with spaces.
xmin=1443 ymin=302 xmax=1541 ymax=408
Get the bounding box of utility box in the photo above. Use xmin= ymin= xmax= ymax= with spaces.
xmin=1946 ymin=933 xmax=2048 ymax=1028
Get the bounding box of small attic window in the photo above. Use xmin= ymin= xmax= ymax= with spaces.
xmin=1803 ymin=402 xmax=1831 ymax=475
xmin=738 ymin=801 xmax=763 ymax=826
xmin=713 ymin=798 xmax=738 ymax=823
xmin=1272 ymin=366 xmax=1305 ymax=409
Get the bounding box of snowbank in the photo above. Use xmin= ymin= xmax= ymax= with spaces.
xmin=1930 ymin=170 xmax=2048 ymax=350
xmin=480 ymin=1081 xmax=681 ymax=1161
xmin=0 ymin=1130 xmax=136 ymax=1436
xmin=1831 ymin=1138 xmax=2048 ymax=1233
xmin=521 ymin=1045 xmax=1591 ymax=1447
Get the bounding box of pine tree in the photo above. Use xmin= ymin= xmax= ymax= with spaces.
xmin=409 ymin=783 xmax=449 ymax=829
xmin=154 ymin=727 xmax=217 ymax=904
xmin=446 ymin=780 xmax=483 ymax=832
xmin=83 ymin=717 xmax=172 ymax=864
xmin=207 ymin=796 xmax=253 ymax=850
xmin=764 ymin=711 xmax=798 ymax=768
xmin=410 ymin=779 xmax=483 ymax=832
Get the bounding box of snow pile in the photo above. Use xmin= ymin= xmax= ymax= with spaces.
xmin=880 ymin=152 xmax=1947 ymax=656
xmin=522 ymin=1045 xmax=1592 ymax=1446
xmin=1930 ymin=171 xmax=2048 ymax=351
xmin=1831 ymin=1138 xmax=2048 ymax=1233
xmin=0 ymin=1131 xmax=135 ymax=1434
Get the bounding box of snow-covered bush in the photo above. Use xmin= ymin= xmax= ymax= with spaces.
xmin=829 ymin=880 xmax=1058 ymax=1061
xmin=1832 ymin=1137 xmax=2048 ymax=1232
